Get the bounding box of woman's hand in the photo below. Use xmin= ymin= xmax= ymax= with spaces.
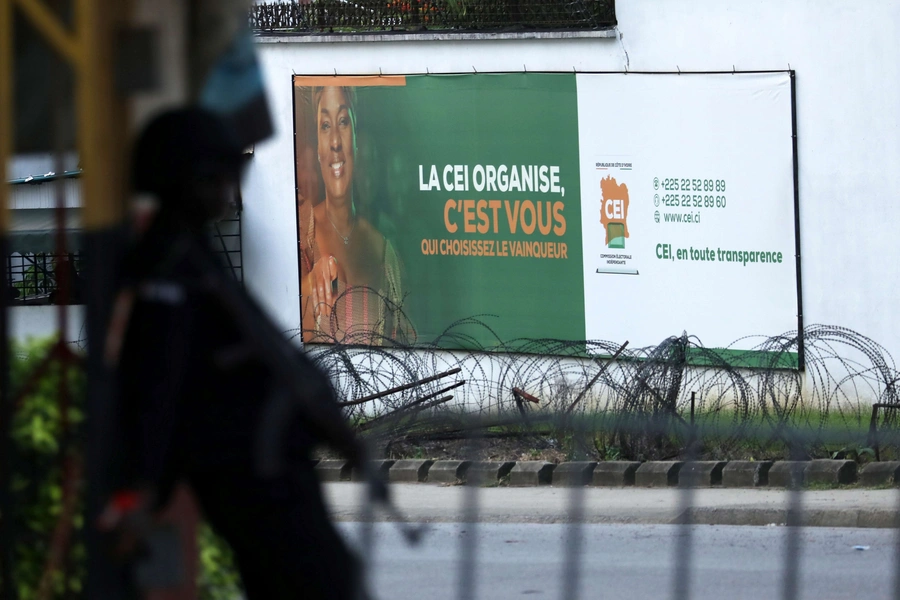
xmin=308 ymin=255 xmax=339 ymax=329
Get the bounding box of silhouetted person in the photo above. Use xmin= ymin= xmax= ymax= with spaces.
xmin=101 ymin=108 xmax=368 ymax=599
xmin=50 ymin=254 xmax=83 ymax=305
xmin=5 ymin=285 xmax=20 ymax=304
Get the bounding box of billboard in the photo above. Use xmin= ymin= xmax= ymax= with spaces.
xmin=294 ymin=72 xmax=800 ymax=359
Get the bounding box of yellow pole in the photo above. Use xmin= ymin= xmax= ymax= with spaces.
xmin=11 ymin=0 xmax=128 ymax=228
xmin=76 ymin=0 xmax=127 ymax=231
xmin=13 ymin=0 xmax=80 ymax=66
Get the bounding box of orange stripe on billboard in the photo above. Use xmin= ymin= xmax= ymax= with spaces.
xmin=293 ymin=75 xmax=407 ymax=87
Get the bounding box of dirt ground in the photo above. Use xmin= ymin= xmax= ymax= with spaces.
xmin=384 ymin=435 xmax=569 ymax=463
xmin=317 ymin=434 xmax=569 ymax=464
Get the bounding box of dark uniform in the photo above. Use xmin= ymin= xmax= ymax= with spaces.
xmin=111 ymin=109 xmax=365 ymax=599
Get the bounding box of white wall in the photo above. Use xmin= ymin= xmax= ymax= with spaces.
xmin=10 ymin=306 xmax=87 ymax=346
xmin=244 ymin=0 xmax=900 ymax=357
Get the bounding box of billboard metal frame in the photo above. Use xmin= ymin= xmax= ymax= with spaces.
xmin=291 ymin=70 xmax=805 ymax=371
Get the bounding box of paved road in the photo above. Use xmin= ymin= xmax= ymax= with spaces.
xmin=337 ymin=521 xmax=897 ymax=600
xmin=324 ymin=482 xmax=900 ymax=527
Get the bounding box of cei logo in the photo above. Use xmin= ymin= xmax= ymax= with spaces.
xmin=600 ymin=175 xmax=630 ymax=249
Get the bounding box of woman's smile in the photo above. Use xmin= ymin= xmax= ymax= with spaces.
xmin=317 ymin=86 xmax=355 ymax=202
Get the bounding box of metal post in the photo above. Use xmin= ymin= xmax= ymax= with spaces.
xmin=673 ymin=407 xmax=697 ymax=600
xmin=561 ymin=415 xmax=586 ymax=600
xmin=790 ymin=70 xmax=805 ymax=371
xmin=8 ymin=1 xmax=134 ymax=597
xmin=73 ymin=0 xmax=130 ymax=597
xmin=781 ymin=438 xmax=804 ymax=600
xmin=0 ymin=236 xmax=10 ymax=600
xmin=0 ymin=0 xmax=16 ymax=595
xmin=457 ymin=425 xmax=481 ymax=600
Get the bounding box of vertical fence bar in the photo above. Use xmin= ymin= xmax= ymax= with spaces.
xmin=0 ymin=241 xmax=10 ymax=600
xmin=895 ymin=486 xmax=900 ymax=599
xmin=562 ymin=413 xmax=586 ymax=600
xmin=780 ymin=440 xmax=804 ymax=600
xmin=358 ymin=447 xmax=376 ymax=598
xmin=673 ymin=411 xmax=697 ymax=600
xmin=457 ymin=422 xmax=481 ymax=600
xmin=76 ymin=0 xmax=130 ymax=595
xmin=0 ymin=0 xmax=15 ymax=595
xmin=0 ymin=236 xmax=10 ymax=600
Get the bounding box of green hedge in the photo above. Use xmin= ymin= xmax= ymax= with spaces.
xmin=8 ymin=337 xmax=242 ymax=599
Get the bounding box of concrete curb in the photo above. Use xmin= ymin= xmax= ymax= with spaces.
xmin=553 ymin=462 xmax=597 ymax=486
xmin=592 ymin=461 xmax=641 ymax=487
xmin=329 ymin=458 xmax=893 ymax=489
xmin=687 ymin=507 xmax=899 ymax=529
xmin=509 ymin=461 xmax=555 ymax=486
xmin=428 ymin=460 xmax=471 ymax=484
xmin=859 ymin=461 xmax=900 ymax=487
xmin=636 ymin=462 xmax=683 ymax=487
xmin=315 ymin=459 xmax=352 ymax=482
xmin=389 ymin=459 xmax=434 ymax=483
xmin=768 ymin=461 xmax=808 ymax=488
xmin=806 ymin=459 xmax=857 ymax=485
xmin=722 ymin=461 xmax=773 ymax=487
xmin=467 ymin=461 xmax=516 ymax=486
xmin=678 ymin=461 xmax=726 ymax=488
xmin=351 ymin=460 xmax=395 ymax=482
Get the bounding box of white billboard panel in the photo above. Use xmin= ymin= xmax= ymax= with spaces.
xmin=576 ymin=72 xmax=798 ymax=350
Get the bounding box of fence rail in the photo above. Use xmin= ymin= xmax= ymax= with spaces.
xmin=297 ymin=319 xmax=900 ymax=598
xmin=250 ymin=0 xmax=616 ymax=35
xmin=338 ymin=407 xmax=900 ymax=599
xmin=9 ymin=312 xmax=900 ymax=597
xmin=2 ymin=217 xmax=243 ymax=307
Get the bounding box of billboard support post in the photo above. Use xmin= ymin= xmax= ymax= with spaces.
xmin=790 ymin=70 xmax=805 ymax=371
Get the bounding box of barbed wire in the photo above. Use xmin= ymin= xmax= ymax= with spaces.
xmin=15 ymin=292 xmax=900 ymax=461
xmin=294 ymin=290 xmax=900 ymax=460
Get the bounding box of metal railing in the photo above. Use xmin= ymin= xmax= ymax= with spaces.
xmin=250 ymin=0 xmax=616 ymax=35
xmin=3 ymin=216 xmax=242 ymax=306
xmin=211 ymin=214 xmax=244 ymax=284
xmin=5 ymin=252 xmax=84 ymax=306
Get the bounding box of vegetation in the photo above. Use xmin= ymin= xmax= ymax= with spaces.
xmin=7 ymin=337 xmax=243 ymax=599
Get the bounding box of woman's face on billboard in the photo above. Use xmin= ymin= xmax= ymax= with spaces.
xmin=317 ymin=86 xmax=355 ymax=203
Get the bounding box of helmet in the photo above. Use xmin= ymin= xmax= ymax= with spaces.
xmin=131 ymin=107 xmax=244 ymax=198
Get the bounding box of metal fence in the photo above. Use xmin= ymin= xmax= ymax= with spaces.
xmin=250 ymin=0 xmax=616 ymax=35
xmin=210 ymin=214 xmax=244 ymax=284
xmin=2 ymin=217 xmax=242 ymax=307
xmin=5 ymin=252 xmax=84 ymax=306
xmin=344 ymin=411 xmax=900 ymax=599
xmin=298 ymin=317 xmax=900 ymax=599
xmin=9 ymin=272 xmax=900 ymax=597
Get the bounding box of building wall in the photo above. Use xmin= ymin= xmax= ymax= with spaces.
xmin=10 ymin=305 xmax=86 ymax=346
xmin=244 ymin=0 xmax=900 ymax=354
